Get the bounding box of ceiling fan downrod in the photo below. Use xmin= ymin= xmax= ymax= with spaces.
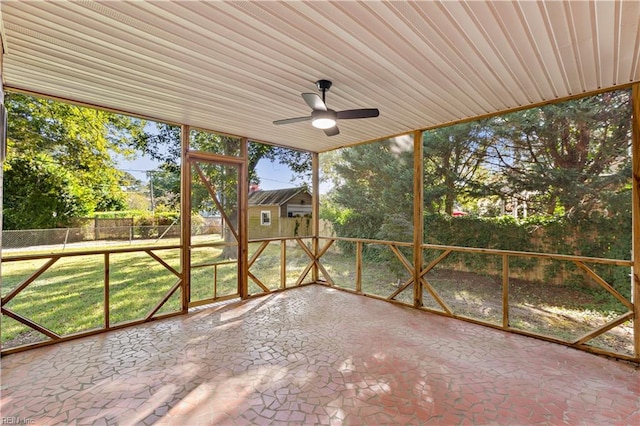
xmin=315 ymin=79 xmax=332 ymax=103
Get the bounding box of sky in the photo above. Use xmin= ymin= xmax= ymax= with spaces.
xmin=115 ymin=120 xmax=315 ymax=192
xmin=115 ymin=153 xmax=159 ymax=183
xmin=254 ymin=158 xmax=304 ymax=190
xmin=117 ymin=154 xmax=302 ymax=191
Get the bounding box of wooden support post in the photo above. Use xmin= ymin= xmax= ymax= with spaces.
xmin=413 ymin=131 xmax=424 ymax=307
xmin=239 ymin=138 xmax=249 ymax=299
xmin=632 ymin=83 xmax=640 ymax=359
xmin=356 ymin=241 xmax=363 ymax=293
xmin=312 ymin=152 xmax=320 ymax=282
xmin=180 ymin=125 xmax=191 ymax=312
xmin=214 ymin=264 xmax=218 ymax=298
xmin=281 ymin=240 xmax=287 ymax=289
xmin=104 ymin=253 xmax=110 ymax=329
xmin=0 ymin=56 xmax=3 ymax=335
xmin=502 ymin=254 xmax=509 ymax=329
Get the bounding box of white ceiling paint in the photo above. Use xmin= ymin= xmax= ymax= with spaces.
xmin=2 ymin=0 xmax=639 ymax=153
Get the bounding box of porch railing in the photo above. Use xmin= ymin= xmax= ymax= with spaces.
xmin=314 ymin=236 xmax=637 ymax=362
xmin=0 ymin=237 xmax=317 ymax=354
xmin=2 ymin=236 xmax=636 ymax=362
xmin=1 ymin=245 xmax=183 ymax=354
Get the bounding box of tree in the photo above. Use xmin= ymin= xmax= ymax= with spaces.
xmin=488 ymin=89 xmax=632 ymax=217
xmin=422 ymin=121 xmax=493 ymax=215
xmin=128 ymin=123 xmax=182 ymax=175
xmin=5 ymin=92 xmax=314 ymax=234
xmin=148 ymin=168 xmax=181 ymax=211
xmin=324 ymin=138 xmax=414 ymax=242
xmin=249 ymin=143 xmax=311 ymax=185
xmin=133 ymin=125 xmax=312 ymax=212
xmin=4 ymin=93 xmax=144 ymax=229
xmin=3 ymin=155 xmax=90 ymax=229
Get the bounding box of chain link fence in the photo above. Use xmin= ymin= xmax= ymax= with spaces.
xmin=2 ymin=221 xmax=222 ymax=252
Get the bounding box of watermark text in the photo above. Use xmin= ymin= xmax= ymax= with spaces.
xmin=1 ymin=417 xmax=35 ymax=425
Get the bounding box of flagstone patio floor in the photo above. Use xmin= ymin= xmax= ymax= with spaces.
xmin=1 ymin=284 xmax=639 ymax=425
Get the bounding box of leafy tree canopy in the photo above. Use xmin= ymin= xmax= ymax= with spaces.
xmin=324 ymin=88 xmax=632 ymax=245
xmin=323 ymin=138 xmax=414 ymax=242
xmin=488 ymin=89 xmax=632 ymax=216
xmin=4 ymin=93 xmax=142 ymax=228
xmin=131 ymin=125 xmax=312 ymax=214
xmin=4 ymin=94 xmax=312 ymax=230
xmin=3 ymin=155 xmax=92 ymax=229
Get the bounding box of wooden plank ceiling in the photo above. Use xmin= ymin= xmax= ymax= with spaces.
xmin=1 ymin=1 xmax=639 ymax=153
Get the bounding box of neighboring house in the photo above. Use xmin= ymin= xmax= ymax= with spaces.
xmin=248 ymin=187 xmax=312 ymax=238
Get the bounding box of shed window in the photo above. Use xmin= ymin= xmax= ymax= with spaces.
xmin=261 ymin=211 xmax=271 ymax=226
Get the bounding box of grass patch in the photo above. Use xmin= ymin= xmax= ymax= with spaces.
xmin=2 ymin=240 xmax=634 ymax=357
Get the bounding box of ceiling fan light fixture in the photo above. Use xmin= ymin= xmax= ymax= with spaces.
xmin=273 ymin=80 xmax=378 ymax=136
xmin=311 ymin=110 xmax=337 ymax=129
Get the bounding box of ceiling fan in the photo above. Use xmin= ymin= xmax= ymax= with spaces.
xmin=273 ymin=79 xmax=379 ymax=136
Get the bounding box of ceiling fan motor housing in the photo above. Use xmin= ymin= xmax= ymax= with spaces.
xmin=315 ymin=79 xmax=333 ymax=92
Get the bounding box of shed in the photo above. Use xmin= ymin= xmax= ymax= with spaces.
xmin=248 ymin=188 xmax=312 ymax=238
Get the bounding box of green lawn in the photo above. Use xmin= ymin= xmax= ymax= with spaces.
xmin=2 ymin=248 xmax=183 ymax=345
xmin=1 ymin=240 xmax=316 ymax=347
xmin=1 ymin=241 xmax=634 ymax=357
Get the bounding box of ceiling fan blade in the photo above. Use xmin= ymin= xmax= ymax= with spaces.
xmin=302 ymin=93 xmax=326 ymax=111
xmin=336 ymin=108 xmax=380 ymax=119
xmin=273 ymin=116 xmax=312 ymax=125
xmin=324 ymin=126 xmax=340 ymax=137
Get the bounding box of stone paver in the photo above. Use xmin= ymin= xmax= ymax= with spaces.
xmin=1 ymin=284 xmax=639 ymax=425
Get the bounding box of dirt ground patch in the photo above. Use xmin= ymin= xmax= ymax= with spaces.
xmin=419 ymin=269 xmax=633 ymax=356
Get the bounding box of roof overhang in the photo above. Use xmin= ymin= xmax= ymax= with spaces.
xmin=2 ymin=1 xmax=639 ymax=153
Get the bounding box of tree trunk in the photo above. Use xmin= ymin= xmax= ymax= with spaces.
xmin=220 ymin=212 xmax=238 ymax=259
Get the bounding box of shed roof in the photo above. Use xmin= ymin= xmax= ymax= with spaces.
xmin=248 ymin=188 xmax=310 ymax=207
xmin=1 ymin=1 xmax=638 ymax=153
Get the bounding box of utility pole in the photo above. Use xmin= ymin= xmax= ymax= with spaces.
xmin=148 ymin=171 xmax=155 ymax=214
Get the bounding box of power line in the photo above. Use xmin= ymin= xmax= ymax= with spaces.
xmin=259 ymin=176 xmax=298 ymax=185
xmin=119 ymin=167 xmax=155 ymax=173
